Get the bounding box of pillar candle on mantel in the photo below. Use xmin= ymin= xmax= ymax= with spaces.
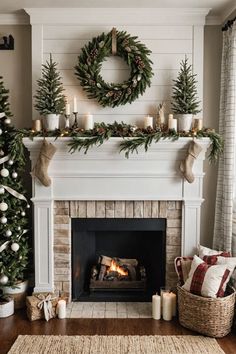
xmin=152 ymin=294 xmax=161 ymax=320
xmin=162 ymin=292 xmax=173 ymax=321
xmin=73 ymin=96 xmax=78 ymax=113
xmin=65 ymin=103 xmax=70 ymax=115
xmin=84 ymin=113 xmax=94 ymax=130
xmin=168 ymin=114 xmax=177 ymax=131
xmin=144 ymin=115 xmax=153 ymax=129
xmin=57 ymin=299 xmax=66 ymax=319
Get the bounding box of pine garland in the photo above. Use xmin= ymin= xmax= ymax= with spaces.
xmin=75 ymin=30 xmax=153 ymax=107
xmin=20 ymin=122 xmax=223 ymax=163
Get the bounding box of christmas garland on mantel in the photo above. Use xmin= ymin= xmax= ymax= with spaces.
xmin=19 ymin=122 xmax=223 ymax=163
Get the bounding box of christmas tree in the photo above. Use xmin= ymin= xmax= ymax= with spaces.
xmin=0 ymin=76 xmax=30 ymax=287
xmin=34 ymin=54 xmax=66 ymax=115
xmin=172 ymin=57 xmax=200 ymax=114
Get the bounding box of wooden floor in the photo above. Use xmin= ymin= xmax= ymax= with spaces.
xmin=0 ymin=310 xmax=236 ymax=354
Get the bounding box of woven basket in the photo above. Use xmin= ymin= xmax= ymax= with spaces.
xmin=177 ymin=284 xmax=236 ymax=338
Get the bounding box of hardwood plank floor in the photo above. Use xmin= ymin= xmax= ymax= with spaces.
xmin=0 ymin=310 xmax=235 ymax=354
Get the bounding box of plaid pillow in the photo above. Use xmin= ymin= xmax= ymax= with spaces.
xmin=198 ymin=245 xmax=231 ymax=259
xmin=182 ymin=255 xmax=232 ymax=298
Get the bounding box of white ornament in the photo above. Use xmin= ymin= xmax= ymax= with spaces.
xmin=4 ymin=118 xmax=11 ymax=125
xmin=5 ymin=229 xmax=12 ymax=237
xmin=0 ymin=202 xmax=8 ymax=211
xmin=26 ymin=204 xmax=30 ymax=209
xmin=21 ymin=211 xmax=26 ymax=217
xmin=12 ymin=172 xmax=18 ymax=179
xmin=0 ymin=274 xmax=8 ymax=285
xmin=0 ymin=186 xmax=5 ymax=194
xmin=11 ymin=243 xmax=19 ymax=252
xmin=0 ymin=168 xmax=9 ymax=177
xmin=8 ymin=159 xmax=14 ymax=166
xmin=17 ymin=226 xmax=21 ymax=231
xmin=0 ymin=128 xmax=2 ymax=135
xmin=0 ymin=150 xmax=4 ymax=156
xmin=0 ymin=216 xmax=7 ymax=224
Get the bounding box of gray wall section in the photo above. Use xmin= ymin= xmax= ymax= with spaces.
xmin=0 ymin=24 xmax=223 ymax=249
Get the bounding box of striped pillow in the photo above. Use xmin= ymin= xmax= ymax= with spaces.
xmin=198 ymin=245 xmax=230 ymax=259
xmin=182 ymin=255 xmax=231 ymax=298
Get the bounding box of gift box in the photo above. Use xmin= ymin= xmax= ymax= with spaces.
xmin=26 ymin=293 xmax=58 ymax=321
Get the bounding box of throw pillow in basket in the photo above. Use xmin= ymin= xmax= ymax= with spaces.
xmin=198 ymin=244 xmax=230 ymax=259
xmin=182 ymin=255 xmax=234 ymax=298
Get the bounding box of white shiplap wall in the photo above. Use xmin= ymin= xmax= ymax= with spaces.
xmin=26 ymin=8 xmax=207 ymax=126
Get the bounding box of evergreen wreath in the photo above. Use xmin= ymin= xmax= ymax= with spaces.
xmin=75 ymin=29 xmax=153 ymax=107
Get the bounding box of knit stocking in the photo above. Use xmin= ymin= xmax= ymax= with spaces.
xmin=180 ymin=140 xmax=202 ymax=183
xmin=32 ymin=140 xmax=57 ymax=187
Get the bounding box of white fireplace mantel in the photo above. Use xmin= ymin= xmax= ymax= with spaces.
xmin=24 ymin=137 xmax=210 ymax=293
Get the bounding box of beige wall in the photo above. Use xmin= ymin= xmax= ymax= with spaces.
xmin=0 ymin=25 xmax=31 ymax=128
xmin=201 ymin=25 xmax=222 ymax=247
xmin=0 ymin=23 xmax=223 ymax=248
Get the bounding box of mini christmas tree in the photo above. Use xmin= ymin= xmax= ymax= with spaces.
xmin=172 ymin=57 xmax=201 ymax=114
xmin=0 ymin=76 xmax=30 ymax=287
xmin=34 ymin=54 xmax=66 ymax=115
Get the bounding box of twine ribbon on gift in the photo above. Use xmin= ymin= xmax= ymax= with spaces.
xmin=112 ymin=27 xmax=117 ymax=55
xmin=37 ymin=294 xmax=57 ymax=321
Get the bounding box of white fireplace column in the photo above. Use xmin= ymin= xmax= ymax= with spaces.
xmin=24 ymin=137 xmax=210 ymax=293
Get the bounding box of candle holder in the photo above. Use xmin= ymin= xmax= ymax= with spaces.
xmin=64 ymin=114 xmax=70 ymax=129
xmin=72 ymin=112 xmax=79 ymax=129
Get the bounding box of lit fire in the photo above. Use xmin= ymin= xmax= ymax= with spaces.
xmin=107 ymin=260 xmax=128 ymax=277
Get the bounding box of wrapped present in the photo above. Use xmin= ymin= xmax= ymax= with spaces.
xmin=26 ymin=293 xmax=58 ymax=321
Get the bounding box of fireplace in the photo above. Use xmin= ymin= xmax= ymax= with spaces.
xmin=72 ymin=218 xmax=166 ymax=301
xmin=23 ymin=137 xmax=210 ymax=299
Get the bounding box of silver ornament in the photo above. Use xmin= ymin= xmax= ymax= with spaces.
xmin=0 ymin=128 xmax=2 ymax=135
xmin=4 ymin=118 xmax=11 ymax=125
xmin=8 ymin=159 xmax=14 ymax=166
xmin=0 ymin=168 xmax=9 ymax=177
xmin=0 ymin=274 xmax=8 ymax=285
xmin=5 ymin=229 xmax=12 ymax=237
xmin=11 ymin=242 xmax=19 ymax=252
xmin=12 ymin=172 xmax=18 ymax=179
xmin=0 ymin=202 xmax=8 ymax=211
xmin=26 ymin=204 xmax=30 ymax=209
xmin=0 ymin=186 xmax=5 ymax=194
xmin=17 ymin=226 xmax=21 ymax=231
xmin=21 ymin=211 xmax=26 ymax=217
xmin=0 ymin=216 xmax=7 ymax=224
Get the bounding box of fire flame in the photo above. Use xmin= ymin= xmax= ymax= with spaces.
xmin=108 ymin=260 xmax=128 ymax=277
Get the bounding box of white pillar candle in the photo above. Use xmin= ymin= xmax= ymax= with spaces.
xmin=144 ymin=115 xmax=153 ymax=129
xmin=57 ymin=299 xmax=66 ymax=319
xmin=152 ymin=294 xmax=161 ymax=320
xmin=169 ymin=292 xmax=177 ymax=316
xmin=32 ymin=119 xmax=42 ymax=132
xmin=84 ymin=113 xmax=94 ymax=130
xmin=65 ymin=103 xmax=70 ymax=115
xmin=73 ymin=96 xmax=78 ymax=113
xmin=168 ymin=114 xmax=177 ymax=131
xmin=162 ymin=293 xmax=173 ymax=321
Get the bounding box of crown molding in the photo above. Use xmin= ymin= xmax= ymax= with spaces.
xmin=205 ymin=15 xmax=222 ymax=25
xmin=0 ymin=13 xmax=29 ymax=25
xmin=221 ymin=3 xmax=236 ymax=22
xmin=24 ymin=7 xmax=210 ymax=25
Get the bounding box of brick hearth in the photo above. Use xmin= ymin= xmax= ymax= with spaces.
xmin=53 ymin=200 xmax=182 ymax=300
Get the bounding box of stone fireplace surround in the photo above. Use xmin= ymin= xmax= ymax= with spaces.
xmin=23 ymin=137 xmax=210 ymax=301
xmin=54 ymin=200 xmax=181 ymax=299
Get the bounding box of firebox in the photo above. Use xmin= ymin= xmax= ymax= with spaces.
xmin=72 ymin=218 xmax=166 ymax=301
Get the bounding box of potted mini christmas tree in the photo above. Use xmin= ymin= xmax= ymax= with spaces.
xmin=0 ymin=76 xmax=30 ymax=308
xmin=34 ymin=54 xmax=66 ymax=130
xmin=172 ymin=57 xmax=201 ymax=131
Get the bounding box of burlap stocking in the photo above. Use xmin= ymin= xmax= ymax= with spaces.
xmin=32 ymin=139 xmax=57 ymax=187
xmin=180 ymin=140 xmax=202 ymax=183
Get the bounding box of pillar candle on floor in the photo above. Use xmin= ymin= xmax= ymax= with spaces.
xmin=162 ymin=293 xmax=173 ymax=321
xmin=152 ymin=294 xmax=161 ymax=320
xmin=57 ymin=299 xmax=66 ymax=319
xmin=169 ymin=292 xmax=177 ymax=316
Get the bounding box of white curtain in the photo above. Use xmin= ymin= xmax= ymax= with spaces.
xmin=213 ymin=22 xmax=236 ymax=255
